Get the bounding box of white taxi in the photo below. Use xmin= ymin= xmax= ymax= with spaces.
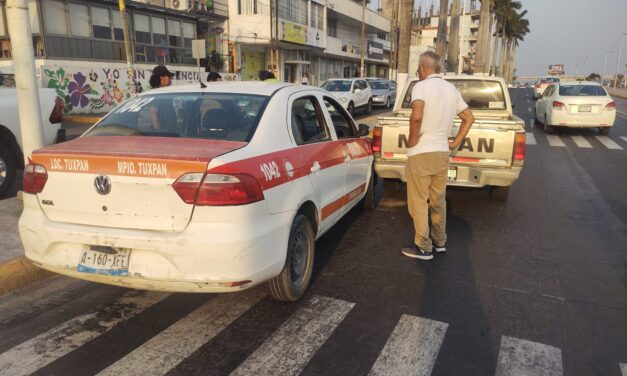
xmin=19 ymin=82 xmax=375 ymax=301
xmin=534 ymin=81 xmax=616 ymax=134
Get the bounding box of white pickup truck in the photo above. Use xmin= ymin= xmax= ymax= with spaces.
xmin=373 ymin=75 xmax=526 ymax=201
xmin=0 ymin=88 xmax=64 ymax=196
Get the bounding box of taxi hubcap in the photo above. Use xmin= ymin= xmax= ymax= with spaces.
xmin=290 ymin=231 xmax=307 ymax=285
xmin=0 ymin=157 xmax=6 ymax=185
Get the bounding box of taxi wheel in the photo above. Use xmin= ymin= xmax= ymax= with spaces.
xmin=361 ymin=170 xmax=376 ymax=210
xmin=268 ymin=214 xmax=315 ymax=301
xmin=0 ymin=143 xmax=17 ymax=197
xmin=543 ymin=116 xmax=554 ymax=134
xmin=599 ymin=127 xmax=610 ymax=135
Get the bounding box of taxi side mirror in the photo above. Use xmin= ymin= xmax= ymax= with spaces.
xmin=358 ymin=124 xmax=370 ymax=137
xmin=354 ymin=88 xmax=362 ymax=94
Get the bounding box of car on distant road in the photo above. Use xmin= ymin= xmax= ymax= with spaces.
xmin=0 ymin=88 xmax=64 ymax=196
xmin=534 ymin=81 xmax=616 ymax=134
xmin=533 ymin=76 xmax=560 ymax=98
xmin=320 ymin=78 xmax=373 ymax=116
xmin=366 ymin=78 xmax=397 ymax=108
xmin=19 ymin=82 xmax=375 ymax=302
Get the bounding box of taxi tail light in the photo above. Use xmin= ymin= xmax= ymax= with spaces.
xmin=604 ymin=101 xmax=616 ymax=111
xmin=23 ymin=164 xmax=48 ymax=193
xmin=372 ymin=126 xmax=382 ymax=158
xmin=552 ymin=101 xmax=565 ymax=110
xmin=173 ymin=173 xmax=264 ymax=206
xmin=535 ymin=83 xmax=541 ymax=88
xmin=513 ymin=133 xmax=526 ymax=166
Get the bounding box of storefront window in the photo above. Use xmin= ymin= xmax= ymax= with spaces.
xmin=91 ymin=7 xmax=111 ymax=39
xmin=69 ymin=3 xmax=90 ymax=37
xmin=43 ymin=0 xmax=68 ymax=35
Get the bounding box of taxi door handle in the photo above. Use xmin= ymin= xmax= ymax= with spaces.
xmin=344 ymin=155 xmax=351 ymax=163
xmin=310 ymin=161 xmax=321 ymax=173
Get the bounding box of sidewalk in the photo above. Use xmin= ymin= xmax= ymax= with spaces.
xmin=608 ymin=87 xmax=627 ymax=100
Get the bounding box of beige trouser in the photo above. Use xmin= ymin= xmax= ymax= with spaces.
xmin=406 ymin=152 xmax=449 ymax=251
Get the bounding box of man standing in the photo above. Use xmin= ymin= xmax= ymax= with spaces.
xmin=402 ymin=51 xmax=474 ymax=261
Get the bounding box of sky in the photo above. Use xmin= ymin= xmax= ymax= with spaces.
xmin=513 ymin=0 xmax=627 ymax=77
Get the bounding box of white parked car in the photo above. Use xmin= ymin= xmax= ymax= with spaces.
xmin=0 ymin=87 xmax=64 ymax=196
xmin=534 ymin=81 xmax=616 ymax=134
xmin=19 ymin=82 xmax=375 ymax=301
xmin=320 ymin=78 xmax=373 ymax=116
xmin=366 ymin=78 xmax=397 ymax=108
xmin=533 ymin=76 xmax=560 ymax=98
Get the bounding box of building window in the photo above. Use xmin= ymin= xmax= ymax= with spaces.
xmin=238 ymin=0 xmax=267 ymax=15
xmin=183 ymin=22 xmax=194 ymax=48
xmin=327 ymin=19 xmax=337 ymax=38
xmin=28 ymin=0 xmax=40 ymax=34
xmin=152 ymin=17 xmax=166 ymax=45
xmin=134 ymin=14 xmax=151 ymax=44
xmin=167 ymin=19 xmax=181 ymax=46
xmin=279 ymin=0 xmax=307 ymax=25
xmin=0 ymin=6 xmax=6 ymax=37
xmin=91 ymin=7 xmax=111 ymax=39
xmin=69 ymin=3 xmax=90 ymax=37
xmin=43 ymin=0 xmax=68 ymax=35
xmin=316 ymin=3 xmax=323 ymax=29
xmin=112 ymin=10 xmax=124 ymax=41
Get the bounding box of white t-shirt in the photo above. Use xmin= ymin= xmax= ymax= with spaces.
xmin=408 ymin=74 xmax=468 ymax=156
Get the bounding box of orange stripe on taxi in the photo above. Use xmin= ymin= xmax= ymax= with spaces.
xmin=321 ymin=183 xmax=367 ymax=220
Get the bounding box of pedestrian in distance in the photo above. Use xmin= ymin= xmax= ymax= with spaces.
xmin=207 ymin=71 xmax=222 ymax=82
xmin=259 ymin=70 xmax=280 ymax=83
xmin=149 ymin=65 xmax=174 ymax=89
xmin=301 ymin=72 xmax=309 ymax=85
xmin=401 ymin=51 xmax=474 ymax=261
xmin=148 ymin=65 xmax=177 ymax=131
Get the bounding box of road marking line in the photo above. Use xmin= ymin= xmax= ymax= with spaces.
xmin=620 ymin=363 xmax=627 ymax=376
xmin=620 ymin=136 xmax=627 ymax=144
xmin=0 ymin=291 xmax=167 ymax=376
xmin=495 ymin=336 xmax=563 ymax=376
xmin=595 ymin=136 xmax=623 ymax=150
xmin=571 ymin=135 xmax=593 ymax=148
xmin=546 ymin=135 xmax=566 ymax=147
xmin=526 ymin=132 xmax=537 ymax=145
xmin=230 ymin=295 xmax=354 ymax=376
xmin=368 ymin=315 xmax=448 ymax=376
xmin=97 ymin=288 xmax=266 ymax=376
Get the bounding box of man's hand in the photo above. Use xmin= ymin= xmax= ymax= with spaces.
xmin=450 ymin=108 xmax=474 ymax=151
xmin=448 ymin=139 xmax=459 ymax=150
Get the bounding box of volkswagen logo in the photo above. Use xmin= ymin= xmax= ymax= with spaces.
xmin=94 ymin=175 xmax=111 ymax=195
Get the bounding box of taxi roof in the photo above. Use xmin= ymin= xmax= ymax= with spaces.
xmin=141 ymin=82 xmax=319 ymax=97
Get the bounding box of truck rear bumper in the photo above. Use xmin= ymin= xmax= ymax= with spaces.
xmin=375 ymin=161 xmax=521 ymax=187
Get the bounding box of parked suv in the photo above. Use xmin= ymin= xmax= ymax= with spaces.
xmin=366 ymin=78 xmax=396 ymax=108
xmin=320 ymin=78 xmax=373 ymax=116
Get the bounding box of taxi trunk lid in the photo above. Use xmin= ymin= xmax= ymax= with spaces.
xmin=31 ymin=136 xmax=246 ymax=231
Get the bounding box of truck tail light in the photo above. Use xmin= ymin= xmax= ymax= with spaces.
xmin=372 ymin=126 xmax=382 ymax=158
xmin=23 ymin=164 xmax=48 ymax=193
xmin=552 ymin=101 xmax=565 ymax=110
xmin=173 ymin=173 xmax=264 ymax=206
xmin=604 ymin=101 xmax=616 ymax=111
xmin=513 ymin=133 xmax=526 ymax=165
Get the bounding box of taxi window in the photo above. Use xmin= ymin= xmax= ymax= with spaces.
xmin=291 ymin=97 xmax=331 ymax=145
xmin=323 ymin=97 xmax=357 ymax=139
xmin=85 ymin=93 xmax=268 ymax=142
xmin=559 ymin=85 xmax=607 ymax=96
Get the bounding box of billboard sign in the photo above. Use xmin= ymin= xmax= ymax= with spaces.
xmin=367 ymin=41 xmax=384 ymax=60
xmin=548 ymin=64 xmax=564 ymax=76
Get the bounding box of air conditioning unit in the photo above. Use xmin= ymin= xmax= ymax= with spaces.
xmin=165 ymin=0 xmax=188 ymax=10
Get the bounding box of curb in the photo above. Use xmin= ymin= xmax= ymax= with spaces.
xmin=0 ymin=256 xmax=55 ymax=297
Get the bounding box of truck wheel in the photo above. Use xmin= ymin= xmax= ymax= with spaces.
xmin=489 ymin=186 xmax=510 ymax=201
xmin=599 ymin=127 xmax=610 ymax=135
xmin=361 ymin=170 xmax=377 ymax=210
xmin=543 ymin=116 xmax=554 ymax=134
xmin=348 ymin=102 xmax=355 ymax=117
xmin=0 ymin=143 xmax=17 ymax=197
xmin=268 ymin=214 xmax=315 ymax=301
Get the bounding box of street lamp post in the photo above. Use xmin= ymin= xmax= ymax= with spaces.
xmin=602 ymin=49 xmax=612 ymax=85
xmin=613 ymin=33 xmax=626 ymax=91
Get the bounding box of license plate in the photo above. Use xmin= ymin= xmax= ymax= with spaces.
xmin=447 ymin=167 xmax=457 ymax=181
xmin=77 ymin=246 xmax=131 ymax=276
xmin=578 ymin=105 xmax=591 ymax=112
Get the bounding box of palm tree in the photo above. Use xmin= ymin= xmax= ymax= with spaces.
xmin=505 ymin=11 xmax=529 ymax=82
xmin=397 ymin=0 xmax=413 ymax=75
xmin=435 ymin=0 xmax=449 ymax=58
xmin=475 ymin=0 xmax=492 ymax=74
xmin=494 ymin=0 xmax=521 ymax=77
xmin=447 ymin=0 xmax=461 ymax=72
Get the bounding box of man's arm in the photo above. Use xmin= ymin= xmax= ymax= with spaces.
xmin=408 ymin=100 xmax=424 ymax=148
xmin=449 ymin=108 xmax=474 ymax=150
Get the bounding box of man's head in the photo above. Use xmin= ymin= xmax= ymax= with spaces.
xmin=258 ymin=70 xmax=276 ymax=81
xmin=417 ymin=51 xmax=442 ymax=80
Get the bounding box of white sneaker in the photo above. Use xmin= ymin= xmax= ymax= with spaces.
xmin=434 ymin=244 xmax=446 ymax=253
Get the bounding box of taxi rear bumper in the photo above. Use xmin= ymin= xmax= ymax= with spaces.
xmin=19 ymin=194 xmax=293 ymax=293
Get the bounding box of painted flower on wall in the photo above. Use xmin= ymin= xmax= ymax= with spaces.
xmin=112 ymin=86 xmax=124 ymax=103
xmin=89 ymin=71 xmax=98 ymax=82
xmin=68 ymin=73 xmax=92 ymax=108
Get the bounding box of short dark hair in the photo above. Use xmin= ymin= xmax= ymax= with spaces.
xmin=207 ymin=72 xmax=222 ymax=82
xmin=259 ymin=70 xmax=276 ymax=81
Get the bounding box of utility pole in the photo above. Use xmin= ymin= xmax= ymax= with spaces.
xmin=6 ymin=0 xmax=44 ymax=162
xmin=447 ymin=0 xmax=460 ymax=73
xmin=396 ymin=0 xmax=413 ymax=102
xmin=118 ymin=0 xmax=136 ymax=93
xmin=457 ymin=0 xmax=466 ymax=74
xmin=360 ymin=0 xmax=367 ymax=77
xmin=602 ymin=49 xmax=612 ymax=84
xmin=435 ymin=0 xmax=449 ymax=58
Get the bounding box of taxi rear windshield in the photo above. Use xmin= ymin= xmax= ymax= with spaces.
xmin=543 ymin=77 xmax=560 ymax=83
xmin=321 ymin=80 xmax=352 ymax=92
xmin=84 ymin=93 xmax=268 ymax=142
xmin=402 ymin=79 xmax=507 ymax=110
xmin=558 ymin=85 xmax=607 ymax=96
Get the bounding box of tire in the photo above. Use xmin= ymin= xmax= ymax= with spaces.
xmin=543 ymin=116 xmax=554 ymax=134
xmin=489 ymin=185 xmax=510 ymax=201
xmin=361 ymin=169 xmax=376 ymax=210
xmin=347 ymin=102 xmax=354 ymax=117
xmin=366 ymin=99 xmax=372 ymax=114
xmin=533 ymin=108 xmax=540 ymax=126
xmin=0 ymin=142 xmax=17 ymax=197
xmin=599 ymin=127 xmax=610 ymax=135
xmin=385 ymin=97 xmax=391 ymax=108
xmin=268 ymin=214 xmax=315 ymax=301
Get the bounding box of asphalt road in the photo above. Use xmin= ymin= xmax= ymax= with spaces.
xmin=0 ymin=89 xmax=625 ymax=375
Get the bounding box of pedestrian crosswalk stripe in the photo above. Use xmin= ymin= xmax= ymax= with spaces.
xmin=620 ymin=362 xmax=627 ymax=376
xmin=230 ymin=296 xmax=354 ymax=376
xmin=546 ymin=135 xmax=566 ymax=147
xmin=571 ymin=135 xmax=593 ymax=148
xmin=526 ymin=132 xmax=537 ymax=145
xmin=368 ymin=315 xmax=448 ymax=376
xmin=595 ymin=136 xmax=623 ymax=150
xmin=621 ymin=136 xmax=627 ymax=144
xmin=495 ymin=336 xmax=563 ymax=376
xmin=97 ymin=288 xmax=266 ymax=376
xmin=0 ymin=291 xmax=167 ymax=376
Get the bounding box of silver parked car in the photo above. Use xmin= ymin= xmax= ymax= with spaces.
xmin=366 ymin=78 xmax=396 ymax=108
